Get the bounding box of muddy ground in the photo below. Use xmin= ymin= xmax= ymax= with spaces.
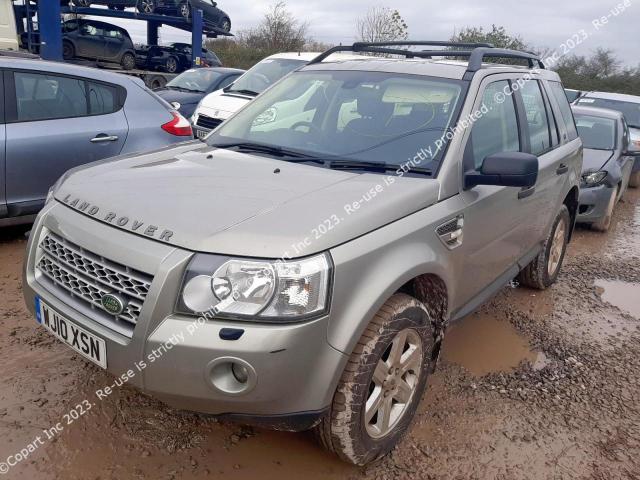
xmin=0 ymin=189 xmax=639 ymax=480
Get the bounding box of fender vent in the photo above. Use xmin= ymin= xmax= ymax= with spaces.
xmin=436 ymin=215 xmax=464 ymax=250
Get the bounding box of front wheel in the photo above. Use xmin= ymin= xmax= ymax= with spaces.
xmin=221 ymin=17 xmax=231 ymax=32
xmin=314 ymin=294 xmax=435 ymax=465
xmin=518 ymin=204 xmax=570 ymax=290
xmin=121 ymin=52 xmax=136 ymax=70
xmin=591 ymin=187 xmax=617 ymax=232
xmin=62 ymin=41 xmax=75 ymax=60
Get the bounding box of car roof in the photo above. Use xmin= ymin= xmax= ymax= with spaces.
xmin=571 ymin=105 xmax=624 ymax=120
xmin=188 ymin=67 xmax=245 ymax=74
xmin=582 ymin=91 xmax=640 ymax=104
xmin=302 ymin=56 xmax=561 ymax=81
xmin=0 ymin=57 xmax=138 ymax=86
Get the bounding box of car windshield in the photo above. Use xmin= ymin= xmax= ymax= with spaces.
xmin=575 ymin=114 xmax=616 ymax=150
xmin=208 ymin=70 xmax=466 ymax=172
xmin=166 ymin=69 xmax=222 ymax=92
xmin=577 ymin=97 xmax=640 ymax=128
xmin=226 ymin=58 xmax=308 ymax=96
xmin=565 ymin=90 xmax=581 ymax=103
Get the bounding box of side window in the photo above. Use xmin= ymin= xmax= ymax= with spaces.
xmin=548 ymin=81 xmax=579 ymax=141
xmin=14 ymin=72 xmax=87 ymax=122
xmin=87 ymin=81 xmax=119 ymax=115
xmin=520 ymin=80 xmax=551 ymax=155
xmin=470 ymin=80 xmax=520 ymax=169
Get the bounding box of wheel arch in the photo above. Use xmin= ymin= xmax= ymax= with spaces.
xmin=327 ymin=244 xmax=452 ymax=357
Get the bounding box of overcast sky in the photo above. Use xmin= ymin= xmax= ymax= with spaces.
xmin=91 ymin=0 xmax=638 ymax=66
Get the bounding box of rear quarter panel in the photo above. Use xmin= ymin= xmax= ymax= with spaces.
xmin=122 ymin=82 xmax=186 ymax=152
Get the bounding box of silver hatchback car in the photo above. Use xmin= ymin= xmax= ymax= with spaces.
xmin=23 ymin=42 xmax=582 ymax=465
xmin=0 ymin=57 xmax=193 ymax=226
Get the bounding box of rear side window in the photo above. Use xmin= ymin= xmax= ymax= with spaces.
xmin=548 ymin=81 xmax=579 ymax=141
xmin=14 ymin=71 xmax=87 ymax=121
xmin=88 ymin=81 xmax=117 ymax=115
xmin=470 ymin=80 xmax=520 ymax=169
xmin=520 ymin=80 xmax=551 ymax=155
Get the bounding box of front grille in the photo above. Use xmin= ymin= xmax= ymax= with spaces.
xmin=196 ymin=114 xmax=222 ymax=130
xmin=36 ymin=232 xmax=153 ymax=337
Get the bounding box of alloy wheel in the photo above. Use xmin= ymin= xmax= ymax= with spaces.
xmin=547 ymin=218 xmax=567 ymax=277
xmin=140 ymin=0 xmax=154 ymax=14
xmin=365 ymin=328 xmax=422 ymax=439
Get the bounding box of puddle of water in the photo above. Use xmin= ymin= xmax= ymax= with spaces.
xmin=595 ymin=279 xmax=640 ymax=319
xmin=442 ymin=312 xmax=538 ymax=376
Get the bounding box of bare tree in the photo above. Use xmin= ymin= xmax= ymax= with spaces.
xmin=242 ymin=2 xmax=308 ymax=53
xmin=356 ymin=7 xmax=408 ymax=43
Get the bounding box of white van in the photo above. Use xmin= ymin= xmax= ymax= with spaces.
xmin=191 ymin=52 xmax=322 ymax=138
xmin=0 ymin=0 xmax=19 ymax=52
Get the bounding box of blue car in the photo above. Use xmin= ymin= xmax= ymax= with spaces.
xmin=154 ymin=67 xmax=244 ymax=118
xmin=0 ymin=56 xmax=193 ymax=226
xmin=573 ymin=105 xmax=637 ymax=231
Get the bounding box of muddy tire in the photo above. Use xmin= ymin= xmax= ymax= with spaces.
xmin=518 ymin=204 xmax=570 ymax=290
xmin=591 ymin=187 xmax=617 ymax=232
xmin=314 ymin=294 xmax=435 ymax=465
xmin=629 ymin=171 xmax=640 ymax=188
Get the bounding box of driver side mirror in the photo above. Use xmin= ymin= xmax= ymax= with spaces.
xmin=465 ymin=152 xmax=539 ymax=189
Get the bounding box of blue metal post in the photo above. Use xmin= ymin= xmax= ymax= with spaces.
xmin=191 ymin=8 xmax=203 ymax=67
xmin=38 ymin=1 xmax=63 ymax=61
xmin=147 ymin=21 xmax=160 ymax=46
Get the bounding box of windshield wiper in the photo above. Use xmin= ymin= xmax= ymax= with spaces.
xmin=225 ymin=88 xmax=260 ymax=97
xmin=327 ymin=160 xmax=433 ymax=176
xmin=210 ymin=142 xmax=324 ymax=162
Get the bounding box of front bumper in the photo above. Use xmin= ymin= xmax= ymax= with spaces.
xmin=23 ymin=202 xmax=347 ymax=430
xmin=577 ymin=184 xmax=614 ymax=223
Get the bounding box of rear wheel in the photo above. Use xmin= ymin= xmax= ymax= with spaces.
xmin=591 ymin=187 xmax=617 ymax=232
xmin=62 ymin=41 xmax=75 ymax=60
xmin=121 ymin=52 xmax=136 ymax=70
xmin=518 ymin=205 xmax=570 ymax=290
xmin=629 ymin=171 xmax=640 ymax=188
xmin=314 ymin=294 xmax=435 ymax=465
xmin=137 ymin=0 xmax=155 ymax=14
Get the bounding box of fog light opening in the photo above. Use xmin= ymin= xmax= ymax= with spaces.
xmin=207 ymin=357 xmax=257 ymax=396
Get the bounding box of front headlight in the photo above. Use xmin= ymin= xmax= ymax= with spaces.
xmin=178 ymin=253 xmax=332 ymax=322
xmin=581 ymin=170 xmax=608 ymax=187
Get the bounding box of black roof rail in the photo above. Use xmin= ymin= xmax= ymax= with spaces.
xmin=308 ymin=41 xmax=545 ymax=78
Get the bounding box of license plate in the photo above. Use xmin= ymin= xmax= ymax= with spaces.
xmin=35 ymin=297 xmax=107 ymax=368
xmin=196 ymin=129 xmax=209 ymax=139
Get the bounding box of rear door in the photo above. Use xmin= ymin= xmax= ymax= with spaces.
xmin=0 ymin=71 xmax=6 ymax=218
xmin=514 ymin=77 xmax=567 ymax=248
xmin=103 ymin=27 xmax=124 ymax=62
xmin=4 ymin=70 xmax=128 ymax=215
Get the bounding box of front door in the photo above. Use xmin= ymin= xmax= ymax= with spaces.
xmin=4 ymin=70 xmax=128 ymax=215
xmin=77 ymin=22 xmax=105 ymax=60
xmin=453 ymin=76 xmax=535 ymax=309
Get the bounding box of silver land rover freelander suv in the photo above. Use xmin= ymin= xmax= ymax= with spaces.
xmin=23 ymin=41 xmax=582 ymax=465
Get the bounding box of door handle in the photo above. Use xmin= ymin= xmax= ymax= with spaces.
xmin=518 ymin=186 xmax=535 ymax=199
xmin=556 ymin=163 xmax=569 ymax=175
xmin=90 ymin=134 xmax=119 ymax=143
